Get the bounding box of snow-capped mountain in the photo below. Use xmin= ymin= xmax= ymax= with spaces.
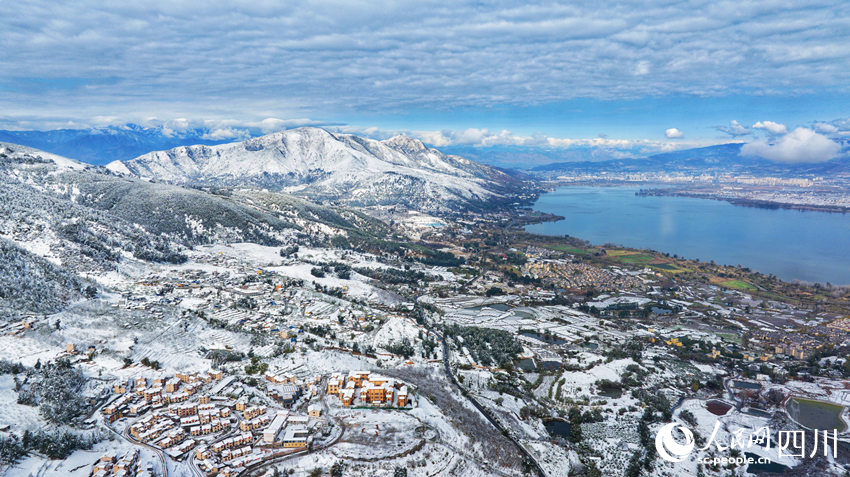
xmin=108 ymin=128 xmax=528 ymax=212
xmin=0 ymin=142 xmax=393 ymax=295
xmin=0 ymin=124 xmax=235 ymax=165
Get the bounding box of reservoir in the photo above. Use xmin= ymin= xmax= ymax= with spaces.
xmin=526 ymin=186 xmax=850 ymax=285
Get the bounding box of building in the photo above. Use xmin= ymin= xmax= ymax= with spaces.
xmin=269 ymin=384 xmax=302 ymax=407
xmin=281 ymin=425 xmax=309 ymax=448
xmin=341 ymin=387 xmax=355 ymax=407
xmin=308 ymin=404 xmax=321 ymax=417
xmin=327 ymin=374 xmax=343 ymax=396
xmin=262 ymin=411 xmax=288 ymax=443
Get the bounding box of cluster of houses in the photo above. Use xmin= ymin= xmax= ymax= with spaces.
xmin=104 ymin=370 xmax=224 ymax=423
xmin=523 ymin=258 xmax=646 ymax=292
xmin=90 ymin=450 xmax=151 ymax=477
xmin=194 ymin=431 xmax=259 ymax=474
xmin=327 ymin=371 xmax=410 ymax=407
xmin=749 ymin=329 xmax=832 ymax=361
xmin=190 ymin=408 xmax=315 ymax=476
xmin=102 ymin=367 xmax=327 ymax=477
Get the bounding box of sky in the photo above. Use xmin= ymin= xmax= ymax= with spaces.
xmin=2 ymin=0 xmax=849 ymax=162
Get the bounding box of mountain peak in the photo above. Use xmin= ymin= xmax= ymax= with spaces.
xmin=112 ymin=129 xmax=527 ymax=213
xmin=383 ymin=135 xmax=429 ymax=153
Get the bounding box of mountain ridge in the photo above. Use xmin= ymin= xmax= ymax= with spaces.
xmin=107 ymin=127 xmax=531 ymax=213
xmin=530 ymin=142 xmax=850 ymax=175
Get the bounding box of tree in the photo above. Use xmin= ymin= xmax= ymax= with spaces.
xmin=485 ymin=286 xmax=505 ymax=297
xmin=331 ymin=461 xmax=344 ymax=477
xmin=394 ymin=467 xmax=408 ymax=477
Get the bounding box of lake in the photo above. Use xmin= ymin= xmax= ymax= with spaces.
xmin=525 ymin=186 xmax=850 ymax=285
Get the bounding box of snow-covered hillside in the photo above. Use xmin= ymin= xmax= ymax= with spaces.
xmin=108 ymin=128 xmax=526 ymax=212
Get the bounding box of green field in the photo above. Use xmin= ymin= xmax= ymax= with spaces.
xmin=614 ymin=253 xmax=655 ymax=264
xmin=544 ymin=244 xmax=589 ymax=255
xmin=720 ymin=279 xmax=757 ymax=291
xmin=718 ymin=333 xmax=743 ymax=345
xmin=651 ymin=263 xmax=678 ymax=270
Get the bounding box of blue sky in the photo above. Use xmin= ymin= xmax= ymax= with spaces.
xmin=1 ymin=0 xmax=849 ymax=161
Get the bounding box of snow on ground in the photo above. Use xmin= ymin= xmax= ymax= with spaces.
xmin=556 ymin=358 xmax=637 ymax=396
xmin=0 ymin=375 xmax=46 ymax=432
xmin=7 ymin=438 xmax=160 ymax=477
xmin=370 ymin=316 xmax=422 ymax=349
xmin=0 ymin=334 xmax=61 ymax=367
xmin=526 ymin=441 xmax=572 ymax=477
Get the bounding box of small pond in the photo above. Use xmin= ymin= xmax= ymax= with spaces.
xmin=544 ymin=418 xmax=571 ymax=440
xmin=786 ymin=397 xmax=847 ymax=432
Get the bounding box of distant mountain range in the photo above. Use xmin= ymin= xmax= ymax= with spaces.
xmin=107 ymin=128 xmax=531 ymax=213
xmin=531 ymin=143 xmax=850 ymax=176
xmin=0 ymin=124 xmax=233 ymax=165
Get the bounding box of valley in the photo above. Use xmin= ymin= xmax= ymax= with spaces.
xmin=0 ymin=137 xmax=849 ymax=477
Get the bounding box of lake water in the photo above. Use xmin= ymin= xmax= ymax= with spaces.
xmin=543 ymin=418 xmax=571 ymax=440
xmin=526 ymin=186 xmax=850 ymax=285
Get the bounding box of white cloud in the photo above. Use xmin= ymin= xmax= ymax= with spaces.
xmin=202 ymin=127 xmax=249 ymax=141
xmin=752 ymin=120 xmax=788 ymax=135
xmin=665 ymin=128 xmax=684 ymax=138
xmin=814 ymin=122 xmax=838 ymax=134
xmin=717 ymin=120 xmax=750 ymax=137
xmin=416 ymin=131 xmax=452 ymax=147
xmin=741 ymin=127 xmax=841 ymax=163
xmin=169 ymin=118 xmax=191 ymax=131
xmin=398 ymin=127 xmax=719 ymax=155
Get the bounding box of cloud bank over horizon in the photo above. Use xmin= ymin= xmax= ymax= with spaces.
xmin=1 ymin=114 xmax=848 ymax=166
xmin=2 ymin=2 xmax=850 ymax=137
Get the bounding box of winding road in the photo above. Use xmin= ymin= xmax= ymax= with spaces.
xmin=416 ymin=301 xmax=548 ymax=477
xmin=123 ymin=428 xmax=169 ymax=477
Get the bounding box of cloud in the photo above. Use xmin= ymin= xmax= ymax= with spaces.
xmin=665 ymin=128 xmax=684 ymax=139
xmin=201 ymin=127 xmax=250 ymax=141
xmin=716 ymin=120 xmax=750 ymax=137
xmin=741 ymin=127 xmax=841 ymax=163
xmin=814 ymin=122 xmax=838 ymax=134
xmin=752 ymin=120 xmax=788 ymax=135
xmin=1 ymin=1 xmax=849 ymax=125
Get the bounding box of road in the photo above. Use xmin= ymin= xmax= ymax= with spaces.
xmin=110 ymin=425 xmax=169 ymax=477
xmin=187 ymin=452 xmax=205 ymax=477
xmin=416 ymin=301 xmax=548 ymax=477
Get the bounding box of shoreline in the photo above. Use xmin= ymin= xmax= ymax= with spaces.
xmin=636 ymin=188 xmax=850 ymax=215
xmin=513 ymin=184 xmax=850 ymax=287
